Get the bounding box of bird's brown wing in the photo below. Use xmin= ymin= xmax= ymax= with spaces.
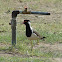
xmin=33 ymin=30 xmax=41 ymax=37
xmin=33 ymin=30 xmax=46 ymax=39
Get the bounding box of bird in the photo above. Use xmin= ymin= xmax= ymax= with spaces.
xmin=23 ymin=20 xmax=46 ymax=51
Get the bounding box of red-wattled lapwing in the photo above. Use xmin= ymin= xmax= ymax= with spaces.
xmin=23 ymin=20 xmax=46 ymax=51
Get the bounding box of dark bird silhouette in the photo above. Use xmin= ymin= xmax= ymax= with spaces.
xmin=23 ymin=20 xmax=46 ymax=51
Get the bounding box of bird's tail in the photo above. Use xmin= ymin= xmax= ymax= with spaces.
xmin=41 ymin=37 xmax=46 ymax=40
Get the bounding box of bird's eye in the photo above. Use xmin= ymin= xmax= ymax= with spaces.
xmin=24 ymin=21 xmax=27 ymax=23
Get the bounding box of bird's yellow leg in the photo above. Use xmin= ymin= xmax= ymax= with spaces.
xmin=30 ymin=40 xmax=34 ymax=57
xmin=37 ymin=40 xmax=39 ymax=45
xmin=31 ymin=40 xmax=33 ymax=51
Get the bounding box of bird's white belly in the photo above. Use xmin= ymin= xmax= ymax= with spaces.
xmin=28 ymin=33 xmax=39 ymax=40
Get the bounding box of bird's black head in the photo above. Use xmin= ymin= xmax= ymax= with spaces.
xmin=23 ymin=20 xmax=30 ymax=25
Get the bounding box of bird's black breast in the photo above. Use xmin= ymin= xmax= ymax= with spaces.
xmin=26 ymin=25 xmax=32 ymax=37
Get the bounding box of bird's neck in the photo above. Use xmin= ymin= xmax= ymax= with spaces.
xmin=26 ymin=23 xmax=32 ymax=37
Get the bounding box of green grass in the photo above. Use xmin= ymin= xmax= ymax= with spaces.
xmin=0 ymin=56 xmax=51 ymax=62
xmin=0 ymin=0 xmax=62 ymax=62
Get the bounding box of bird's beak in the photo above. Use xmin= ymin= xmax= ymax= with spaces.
xmin=22 ymin=21 xmax=24 ymax=24
xmin=20 ymin=22 xmax=24 ymax=25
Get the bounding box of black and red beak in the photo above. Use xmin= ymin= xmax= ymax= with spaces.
xmin=23 ymin=21 xmax=24 ymax=24
xmin=22 ymin=21 xmax=27 ymax=24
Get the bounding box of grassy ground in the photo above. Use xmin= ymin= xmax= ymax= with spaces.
xmin=0 ymin=0 xmax=62 ymax=62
